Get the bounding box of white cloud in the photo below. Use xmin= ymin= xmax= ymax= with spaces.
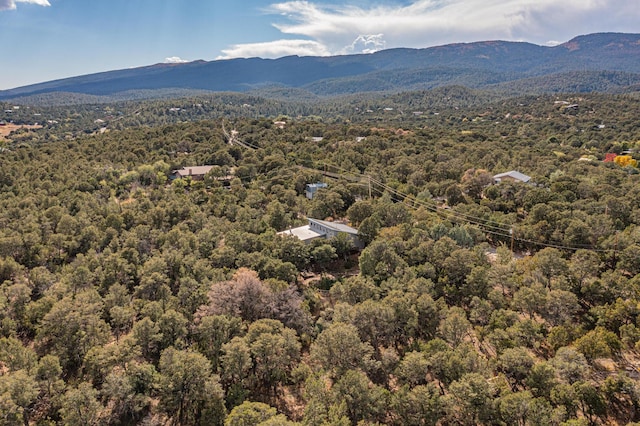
xmin=0 ymin=0 xmax=50 ymax=11
xmin=247 ymin=0 xmax=640 ymax=55
xmin=343 ymin=34 xmax=386 ymax=54
xmin=164 ymin=56 xmax=189 ymax=64
xmin=216 ymin=0 xmax=640 ymax=59
xmin=217 ymin=39 xmax=331 ymax=60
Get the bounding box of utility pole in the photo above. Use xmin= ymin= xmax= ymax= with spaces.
xmin=510 ymin=227 xmax=515 ymax=253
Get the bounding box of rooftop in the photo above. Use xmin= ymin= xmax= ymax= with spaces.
xmin=309 ymin=218 xmax=359 ymax=235
xmin=277 ymin=225 xmax=324 ymax=241
xmin=493 ymin=170 xmax=531 ymax=183
xmin=172 ymin=165 xmax=215 ymax=176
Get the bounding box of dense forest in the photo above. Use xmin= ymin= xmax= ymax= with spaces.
xmin=1 ymin=90 xmax=640 ymax=425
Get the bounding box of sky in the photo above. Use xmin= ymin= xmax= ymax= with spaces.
xmin=1 ymin=0 xmax=638 ymax=89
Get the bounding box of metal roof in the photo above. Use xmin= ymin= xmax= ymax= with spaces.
xmin=172 ymin=165 xmax=215 ymax=177
xmin=493 ymin=170 xmax=531 ymax=183
xmin=277 ymin=225 xmax=325 ymax=241
xmin=309 ymin=218 xmax=359 ymax=235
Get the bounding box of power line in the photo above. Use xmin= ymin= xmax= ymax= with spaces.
xmin=219 ymin=128 xmax=614 ymax=253
xmin=303 ymin=163 xmax=614 ymax=253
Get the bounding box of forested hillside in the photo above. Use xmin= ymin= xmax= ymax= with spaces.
xmin=1 ymin=91 xmax=640 ymax=425
xmin=2 ymin=33 xmax=640 ymax=103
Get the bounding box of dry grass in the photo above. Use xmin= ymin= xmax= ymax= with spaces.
xmin=0 ymin=123 xmax=43 ymax=138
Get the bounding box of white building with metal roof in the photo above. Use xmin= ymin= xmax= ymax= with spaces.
xmin=493 ymin=170 xmax=531 ymax=184
xmin=277 ymin=218 xmax=364 ymax=249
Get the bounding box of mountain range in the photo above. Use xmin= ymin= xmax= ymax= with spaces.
xmin=2 ymin=32 xmax=640 ymax=103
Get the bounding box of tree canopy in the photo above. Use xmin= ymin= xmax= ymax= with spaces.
xmin=1 ymin=91 xmax=640 ymax=424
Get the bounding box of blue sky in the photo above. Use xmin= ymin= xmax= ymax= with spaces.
xmin=1 ymin=0 xmax=638 ymax=89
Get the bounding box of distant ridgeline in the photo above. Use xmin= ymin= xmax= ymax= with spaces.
xmin=2 ymin=32 xmax=640 ymax=105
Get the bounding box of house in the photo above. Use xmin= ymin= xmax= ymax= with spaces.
xmin=170 ymin=165 xmax=215 ymax=180
xmin=493 ymin=170 xmax=531 ymax=184
xmin=277 ymin=218 xmax=364 ymax=249
xmin=305 ymin=182 xmax=328 ymax=199
xmin=561 ymin=104 xmax=579 ymax=114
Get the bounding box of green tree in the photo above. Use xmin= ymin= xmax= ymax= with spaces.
xmin=59 ymin=382 xmax=102 ymax=426
xmin=512 ymin=283 xmax=547 ymax=319
xmin=0 ymin=370 xmax=39 ymax=426
xmin=544 ymin=289 xmax=579 ymax=326
xmin=424 ymin=340 xmax=485 ymax=388
xmin=573 ymin=326 xmax=621 ymax=361
xmin=35 ymin=290 xmax=110 ymax=373
xmin=358 ymin=215 xmax=382 ymax=245
xmin=445 ymin=373 xmax=494 ymax=425
xmin=390 ymin=383 xmax=443 ymax=426
xmin=395 ymin=351 xmax=429 ymax=387
xmin=526 ymin=361 xmax=557 ymax=398
xmin=310 ymin=189 xmax=345 ymax=219
xmin=101 ymin=362 xmax=157 ymax=424
xmin=36 ymin=354 xmax=64 ymax=398
xmin=157 ymin=309 xmax=188 ymax=351
xmin=158 ymin=347 xmax=226 ymax=426
xmin=498 ymin=391 xmax=533 ymax=426
xmin=131 ymin=317 xmax=163 ymax=361
xmin=302 ymin=373 xmax=350 ymax=426
xmin=439 ymin=307 xmax=472 ymax=347
xmin=109 ymin=305 xmax=135 ymax=341
xmin=444 ymin=184 xmax=465 ymax=206
xmin=350 ymin=300 xmax=396 ymax=356
xmin=310 ymin=323 xmax=376 ymax=378
xmin=527 ymin=397 xmax=564 ymax=426
xmin=220 ymin=337 xmax=252 ymax=406
xmin=498 ymin=347 xmax=535 ymax=389
xmin=551 ymin=347 xmax=589 ymax=384
xmin=347 ymin=200 xmax=374 ymax=227
xmin=461 ymin=169 xmax=493 ymax=201
xmin=225 ymin=401 xmax=278 ymax=426
xmin=244 ymin=319 xmax=302 ymax=399
xmin=311 ymin=244 xmax=338 ymax=267
xmin=0 ymin=337 xmax=37 ymax=373
xmin=270 ymin=236 xmax=311 ymax=271
xmin=329 ymin=276 xmax=380 ymax=305
xmin=573 ymin=381 xmax=607 ymax=424
xmin=265 ymin=200 xmax=289 ymax=231
xmin=193 ymin=315 xmax=244 ymax=370
xmin=359 ymin=240 xmax=408 ymax=283
xmin=532 ymin=248 xmax=569 ymax=288
xmin=332 ymin=370 xmax=388 ymax=424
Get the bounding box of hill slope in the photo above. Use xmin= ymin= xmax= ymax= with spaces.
xmin=2 ymin=32 xmax=639 ymax=102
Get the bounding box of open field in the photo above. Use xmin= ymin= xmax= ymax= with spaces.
xmin=0 ymin=123 xmax=42 ymax=139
